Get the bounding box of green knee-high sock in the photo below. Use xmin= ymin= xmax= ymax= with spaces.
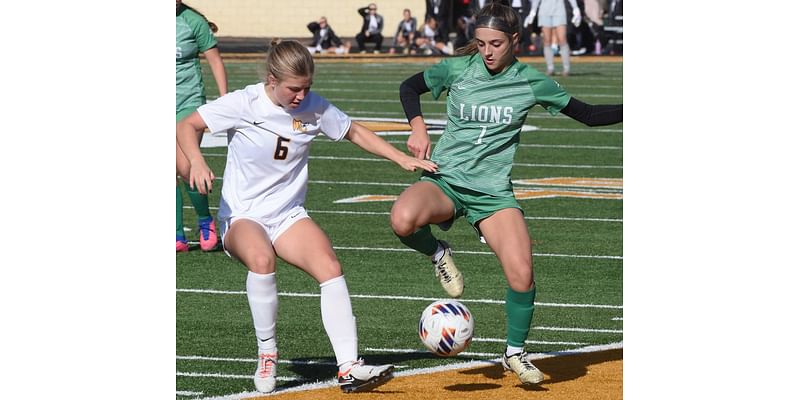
xmin=397 ymin=225 xmax=438 ymax=257
xmin=176 ymin=185 xmax=185 ymax=239
xmin=182 ymin=181 xmax=211 ymax=219
xmin=506 ymin=286 xmax=536 ymax=347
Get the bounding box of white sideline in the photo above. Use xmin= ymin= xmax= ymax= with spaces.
xmin=175 ymin=288 xmax=623 ymax=309
xmin=180 ymin=242 xmax=622 ymax=260
xmin=191 ymin=342 xmax=623 ymax=400
xmin=182 ymin=207 xmax=623 ymax=223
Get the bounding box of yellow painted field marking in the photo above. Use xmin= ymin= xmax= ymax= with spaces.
xmin=354 ymin=120 xmax=412 ymax=132
xmin=513 ymin=177 xmax=623 ymax=189
xmin=334 ymin=186 xmax=622 ymax=204
xmin=512 ymin=189 xmax=622 ymax=200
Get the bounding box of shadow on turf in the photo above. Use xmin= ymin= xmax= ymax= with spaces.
xmin=279 ymin=351 xmax=485 ymax=390
xmin=457 ymin=349 xmax=622 ymax=391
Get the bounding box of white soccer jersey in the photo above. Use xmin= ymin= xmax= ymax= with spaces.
xmin=197 ymin=83 xmax=351 ymax=223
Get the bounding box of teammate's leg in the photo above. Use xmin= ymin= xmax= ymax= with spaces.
xmin=479 ymin=208 xmax=544 ymax=384
xmin=556 ymin=24 xmax=571 ymax=76
xmin=224 ymin=219 xmax=279 ymax=393
xmin=275 ymin=218 xmax=394 ymax=392
xmin=176 ymin=181 xmax=188 ymax=252
xmin=391 ymin=181 xmax=463 ymax=297
xmin=541 ymin=26 xmax=555 ymax=75
xmin=176 ymin=138 xmax=218 ymax=251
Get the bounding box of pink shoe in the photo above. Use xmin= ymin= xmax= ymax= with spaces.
xmin=176 ymin=236 xmax=189 ymax=253
xmin=198 ymin=217 xmax=218 ymax=251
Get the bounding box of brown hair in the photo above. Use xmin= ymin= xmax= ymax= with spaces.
xmin=179 ymin=3 xmax=219 ymax=33
xmin=266 ymin=39 xmax=315 ymax=82
xmin=455 ymin=2 xmax=519 ymax=56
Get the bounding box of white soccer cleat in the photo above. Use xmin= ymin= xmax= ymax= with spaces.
xmin=501 ymin=351 xmax=545 ymax=384
xmin=254 ymin=351 xmax=277 ymax=393
xmin=337 ymin=359 xmax=394 ymax=393
xmin=432 ymin=241 xmax=464 ymax=298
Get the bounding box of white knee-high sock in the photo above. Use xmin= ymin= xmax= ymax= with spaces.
xmin=246 ymin=271 xmax=278 ymax=352
xmin=543 ymin=45 xmax=555 ymax=72
xmin=320 ymin=275 xmax=358 ymax=369
xmin=561 ymin=43 xmax=571 ymax=73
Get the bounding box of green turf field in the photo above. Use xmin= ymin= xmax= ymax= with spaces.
xmin=176 ymin=58 xmax=622 ymax=399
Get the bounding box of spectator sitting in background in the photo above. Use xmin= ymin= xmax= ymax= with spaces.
xmin=389 ymin=8 xmax=417 ymax=54
xmin=356 ymin=3 xmax=384 ymax=53
xmin=307 ymin=17 xmax=351 ymax=55
xmin=413 ymin=17 xmax=453 ymax=56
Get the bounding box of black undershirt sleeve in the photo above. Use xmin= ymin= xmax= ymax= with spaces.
xmin=399 ymin=72 xmax=431 ymax=122
xmin=560 ymin=97 xmax=623 ymax=127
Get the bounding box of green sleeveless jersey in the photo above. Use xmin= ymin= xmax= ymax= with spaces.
xmin=423 ymin=53 xmax=570 ymax=196
xmin=176 ymin=6 xmax=217 ymax=114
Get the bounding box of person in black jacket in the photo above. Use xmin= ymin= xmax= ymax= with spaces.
xmin=425 ymin=0 xmax=451 ymax=47
xmin=355 ymin=3 xmax=384 ymax=53
xmin=389 ymin=8 xmax=417 ymax=54
xmin=307 ymin=16 xmax=351 ymax=54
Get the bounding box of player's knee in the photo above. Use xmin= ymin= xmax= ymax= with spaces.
xmin=390 ymin=206 xmax=417 ymax=237
xmin=316 ymin=258 xmax=343 ymax=282
xmin=247 ymin=252 xmax=276 ymax=275
xmin=505 ymin=264 xmax=533 ymax=291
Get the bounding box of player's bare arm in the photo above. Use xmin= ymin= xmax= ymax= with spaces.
xmin=345 ymin=121 xmax=437 ymax=173
xmin=176 ymin=111 xmax=215 ymax=194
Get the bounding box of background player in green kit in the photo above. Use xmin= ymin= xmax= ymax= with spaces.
xmin=176 ymin=0 xmax=228 ymax=252
xmin=390 ymin=2 xmax=622 ymax=385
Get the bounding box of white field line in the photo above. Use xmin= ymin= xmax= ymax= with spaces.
xmin=331 ymin=246 xmax=622 ymax=260
xmin=177 ymin=355 xmax=408 ymax=369
xmin=192 ymin=342 xmax=623 ymax=399
xmin=181 ymin=243 xmax=622 ymax=260
xmin=313 ymin=84 xmax=622 ymax=90
xmin=200 ymin=154 xmax=622 ymax=169
xmin=305 ymin=155 xmax=622 ymax=169
xmin=612 ymin=317 xmax=623 ymax=321
xmin=535 ymin=326 xmax=622 ymax=333
xmin=471 ymin=337 xmax=588 ymax=346
xmin=376 ymin=140 xmax=623 ymax=148
xmin=365 ymin=347 xmax=499 ymax=357
xmin=317 ymin=90 xmax=620 ymax=99
xmin=175 ymin=288 xmax=622 ymax=309
xmin=177 ymin=371 xmax=300 ymax=381
xmin=305 ymin=77 xmax=622 ymax=84
xmin=177 ymin=355 xmax=337 ymax=366
xmin=329 ymin=95 xmax=620 ymax=107
xmin=177 ymin=391 xmax=203 ymax=396
xmin=340 ymin=109 xmax=623 ymax=123
xmin=181 ymin=207 xmax=622 ymax=223
xmin=307 ymin=209 xmax=623 ymax=223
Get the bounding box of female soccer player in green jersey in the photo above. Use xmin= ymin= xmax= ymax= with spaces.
xmin=176 ymin=1 xmax=228 ymax=252
xmin=390 ymin=2 xmax=622 ymax=385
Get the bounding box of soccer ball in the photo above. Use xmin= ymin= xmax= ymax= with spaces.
xmin=418 ymin=300 xmax=474 ymax=357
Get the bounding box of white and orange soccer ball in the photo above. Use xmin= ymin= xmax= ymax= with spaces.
xmin=418 ymin=300 xmax=474 ymax=357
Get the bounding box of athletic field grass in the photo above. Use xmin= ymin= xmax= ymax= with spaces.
xmin=176 ymin=56 xmax=622 ymax=399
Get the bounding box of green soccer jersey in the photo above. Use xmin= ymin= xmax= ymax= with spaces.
xmin=423 ymin=53 xmax=571 ymax=197
xmin=176 ymin=6 xmax=217 ymax=115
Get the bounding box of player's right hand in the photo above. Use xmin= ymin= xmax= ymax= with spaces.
xmin=407 ymin=128 xmax=431 ymax=160
xmin=189 ymin=161 xmax=215 ymax=195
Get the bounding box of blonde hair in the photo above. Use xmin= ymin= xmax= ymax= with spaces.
xmin=266 ymin=39 xmax=315 ymax=82
xmin=455 ymin=2 xmax=519 ymax=56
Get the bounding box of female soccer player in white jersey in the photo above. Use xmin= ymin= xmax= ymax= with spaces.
xmin=390 ymin=3 xmax=622 ymax=385
xmin=176 ymin=40 xmax=437 ymax=394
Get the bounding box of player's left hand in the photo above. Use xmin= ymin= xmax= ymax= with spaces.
xmin=571 ymin=8 xmax=582 ymax=27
